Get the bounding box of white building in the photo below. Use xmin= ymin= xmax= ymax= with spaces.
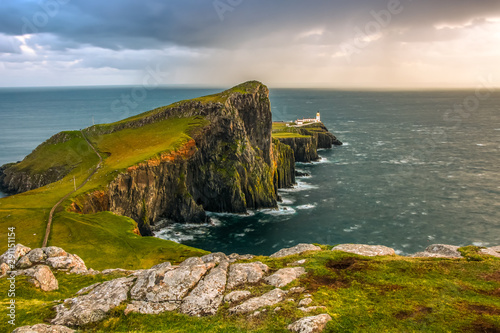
xmin=296 ymin=112 xmax=320 ymax=125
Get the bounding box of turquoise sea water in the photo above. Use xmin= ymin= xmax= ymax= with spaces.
xmin=1 ymin=87 xmax=499 ymax=255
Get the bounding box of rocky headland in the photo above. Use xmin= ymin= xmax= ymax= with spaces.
xmin=0 ymin=81 xmax=339 ymax=237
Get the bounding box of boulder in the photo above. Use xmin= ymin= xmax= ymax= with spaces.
xmin=288 ymin=314 xmax=332 ymax=333
xmin=26 ymin=248 xmax=47 ymax=264
xmin=1 ymin=262 xmax=9 ymax=277
xmin=101 ymin=268 xmax=136 ymax=275
xmin=150 ymin=262 xmax=172 ymax=270
xmin=12 ymin=324 xmax=75 ymax=333
xmin=16 ymin=255 xmax=33 ymax=269
xmin=411 ymin=244 xmax=462 ymax=258
xmin=179 ymin=257 xmax=204 ymax=267
xmin=298 ymin=298 xmax=313 ymax=307
xmin=288 ymin=287 xmax=306 ymax=294
xmin=229 ymin=288 xmax=287 ymax=314
xmin=124 ymin=301 xmax=178 ymax=315
xmin=180 ymin=261 xmax=229 ymax=316
xmin=264 ymin=267 xmax=306 ymax=288
xmin=270 ymin=244 xmax=321 ymax=258
xmin=229 ymin=253 xmax=255 ymax=261
xmin=28 ymin=265 xmax=58 ymax=292
xmin=480 ymin=246 xmax=500 ymax=258
xmin=0 ymin=244 xmax=31 ymax=266
xmin=331 ymin=244 xmax=396 ymax=257
xmin=224 ymin=290 xmax=252 ymax=304
xmin=45 ymin=254 xmax=87 ymax=274
xmin=226 ymin=262 xmax=269 ymax=289
xmin=201 ymin=252 xmax=229 ymax=264
xmin=42 ymin=247 xmax=67 ymax=258
xmin=52 ymin=277 xmax=135 ymax=326
xmin=132 ymin=263 xmax=214 ymax=302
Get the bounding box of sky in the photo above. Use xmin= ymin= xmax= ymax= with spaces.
xmin=0 ymin=0 xmax=499 ymax=88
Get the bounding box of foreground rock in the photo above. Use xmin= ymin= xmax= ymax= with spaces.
xmin=270 ymin=244 xmax=322 ymax=258
xmin=229 ymin=288 xmax=287 ymax=314
xmin=52 ymin=277 xmax=134 ymax=326
xmin=124 ymin=301 xmax=178 ymax=315
xmin=480 ymin=246 xmax=500 ymax=258
xmin=264 ymin=267 xmax=306 ymax=287
xmin=12 ymin=324 xmax=75 ymax=333
xmin=180 ymin=261 xmax=229 ymax=316
xmin=411 ymin=244 xmax=462 ymax=258
xmin=332 ymin=244 xmax=396 ymax=257
xmin=288 ymin=314 xmax=333 ymax=333
xmin=0 ymin=245 xmax=88 ymax=275
xmin=226 ymin=262 xmax=269 ymax=289
xmin=27 ymin=265 xmax=59 ymax=291
xmin=224 ymin=290 xmax=252 ymax=304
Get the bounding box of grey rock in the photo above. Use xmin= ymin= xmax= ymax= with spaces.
xmin=411 ymin=244 xmax=462 ymax=258
xmin=288 ymin=314 xmax=332 ymax=333
xmin=0 ymin=262 xmax=9 ymax=277
xmin=133 ymin=263 xmax=214 ymax=302
xmin=201 ymin=252 xmax=228 ymax=264
xmin=0 ymin=244 xmax=31 ymax=266
xmin=180 ymin=261 xmax=229 ymax=316
xmin=229 ymin=253 xmax=255 ymax=261
xmin=12 ymin=324 xmax=75 ymax=333
xmin=224 ymin=290 xmax=252 ymax=304
xmin=52 ymin=277 xmax=135 ymax=326
xmin=289 ymin=287 xmax=306 ymax=294
xmin=229 ymin=288 xmax=287 ymax=314
xmin=480 ymin=246 xmax=500 ymax=258
xmin=298 ymin=298 xmax=313 ymax=307
xmin=331 ymin=244 xmax=396 ymax=257
xmin=16 ymin=255 xmax=33 ymax=269
xmin=124 ymin=301 xmax=178 ymax=315
xmin=227 ymin=262 xmax=269 ymax=289
xmin=28 ymin=265 xmax=58 ymax=292
xmin=264 ymin=267 xmax=306 ymax=288
xmin=26 ymin=248 xmax=47 ymax=264
xmin=180 ymin=257 xmax=204 ymax=267
xmin=298 ymin=306 xmax=327 ymax=313
xmin=42 ymin=247 xmax=67 ymax=258
xmin=270 ymin=244 xmax=321 ymax=258
xmin=45 ymin=254 xmax=87 ymax=274
xmin=332 ymin=244 xmax=396 ymax=257
xmin=76 ymin=283 xmax=101 ymax=295
xmin=150 ymin=262 xmax=172 ymax=270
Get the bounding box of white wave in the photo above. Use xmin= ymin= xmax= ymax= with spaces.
xmin=342 ymin=142 xmax=350 ymax=146
xmin=296 ymin=203 xmax=317 ymax=210
xmin=476 ymin=144 xmax=485 ymax=146
xmin=260 ymin=206 xmax=297 ymax=216
xmin=279 ymin=180 xmax=318 ymax=192
xmin=280 ymin=196 xmax=295 ymax=205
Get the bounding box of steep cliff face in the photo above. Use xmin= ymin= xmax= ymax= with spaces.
xmin=274 ymin=123 xmax=343 ymax=162
xmin=67 ymin=81 xmax=295 ymax=235
xmin=275 ymin=137 xmax=319 ymax=162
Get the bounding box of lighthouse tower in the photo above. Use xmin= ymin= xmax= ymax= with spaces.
xmin=316 ymin=112 xmax=321 ymax=122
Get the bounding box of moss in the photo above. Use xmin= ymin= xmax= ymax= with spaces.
xmin=458 ymin=246 xmax=486 ymax=262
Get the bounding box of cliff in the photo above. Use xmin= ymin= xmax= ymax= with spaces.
xmin=272 ymin=122 xmax=342 ymax=162
xmin=1 ymin=81 xmax=301 ymax=236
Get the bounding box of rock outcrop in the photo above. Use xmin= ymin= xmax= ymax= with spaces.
xmin=264 ymin=267 xmax=306 ymax=288
xmin=270 ymin=244 xmax=322 ymax=258
xmin=52 ymin=277 xmax=135 ymax=326
xmin=331 ymin=244 xmax=396 ymax=257
xmin=226 ymin=262 xmax=269 ymax=289
xmin=27 ymin=265 xmax=59 ymax=292
xmin=229 ymin=288 xmax=287 ymax=314
xmin=288 ymin=314 xmax=333 ymax=333
xmin=410 ymin=244 xmax=462 ymax=258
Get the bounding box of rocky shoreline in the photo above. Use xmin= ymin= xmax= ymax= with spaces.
xmin=2 ymin=242 xmax=499 ymax=333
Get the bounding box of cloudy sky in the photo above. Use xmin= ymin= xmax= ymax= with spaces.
xmin=0 ymin=0 xmax=499 ymax=88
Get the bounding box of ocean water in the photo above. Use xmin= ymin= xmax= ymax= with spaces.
xmin=1 ymin=87 xmax=499 ymax=255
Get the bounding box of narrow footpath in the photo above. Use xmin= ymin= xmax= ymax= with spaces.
xmin=42 ymin=130 xmax=103 ymax=247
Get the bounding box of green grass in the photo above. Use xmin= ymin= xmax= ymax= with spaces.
xmin=0 ymin=115 xmax=209 ymax=269
xmin=1 ymin=250 xmax=499 ymax=332
xmin=271 ymin=122 xmax=310 ymax=139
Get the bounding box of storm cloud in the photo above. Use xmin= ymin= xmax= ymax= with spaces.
xmin=0 ymin=0 xmax=499 ymax=87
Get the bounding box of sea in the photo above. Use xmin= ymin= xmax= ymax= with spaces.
xmin=1 ymin=86 xmax=499 ymax=256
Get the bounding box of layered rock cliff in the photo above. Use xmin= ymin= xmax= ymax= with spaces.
xmin=1 ymin=81 xmax=340 ymax=236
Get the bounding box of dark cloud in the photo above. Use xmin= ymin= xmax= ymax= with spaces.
xmin=0 ymin=0 xmax=498 ymax=51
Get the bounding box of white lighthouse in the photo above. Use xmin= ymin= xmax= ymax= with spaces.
xmin=316 ymin=112 xmax=321 ymax=122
